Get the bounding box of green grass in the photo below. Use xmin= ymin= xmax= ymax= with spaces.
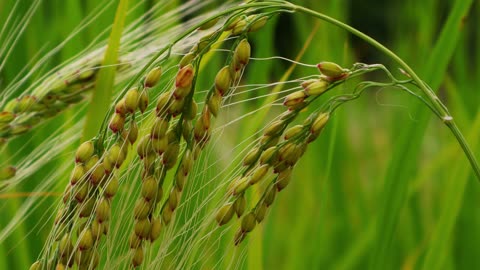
xmin=1 ymin=0 xmax=480 ymax=269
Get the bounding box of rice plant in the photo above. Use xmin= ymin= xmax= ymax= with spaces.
xmin=1 ymin=0 xmax=479 ymax=269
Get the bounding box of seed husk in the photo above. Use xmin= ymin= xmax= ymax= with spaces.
xmin=109 ymin=113 xmax=125 ymax=133
xmin=234 ymin=39 xmax=251 ymax=68
xmin=14 ymin=95 xmax=37 ymax=113
xmin=243 ymin=147 xmax=260 ymax=166
xmin=134 ymin=198 xmax=152 ymax=220
xmin=233 ymin=177 xmax=250 ymax=195
xmin=260 ymin=147 xmax=278 ymax=165
xmin=241 ymin=212 xmax=256 ymax=232
xmin=137 ymin=135 xmax=153 ymax=159
xmin=207 ymin=91 xmax=222 ymax=117
xmin=91 ymin=219 xmax=104 ymax=240
xmin=311 ymin=113 xmax=330 ymax=137
xmin=162 ymin=204 xmax=173 ymax=225
xmin=75 ymin=141 xmax=94 ymax=164
xmin=163 ymin=143 xmax=180 ymax=169
xmin=249 ymin=164 xmax=269 ymax=185
xmin=284 ymin=147 xmax=300 ymax=166
xmin=303 ymin=79 xmax=329 ymax=96
xmin=196 ymin=33 xmax=213 ymax=52
xmin=276 ymin=167 xmax=292 ymax=191
xmin=90 ymin=163 xmax=106 ymax=186
xmin=96 ymin=198 xmax=110 ymax=223
xmin=129 ymin=233 xmax=142 ymax=249
xmin=115 ymin=98 xmax=127 ymax=116
xmin=79 ymin=198 xmax=95 ymax=217
xmin=199 ymin=17 xmax=220 ymax=30
xmin=317 ymin=61 xmax=347 ymax=79
xmin=254 ymin=203 xmax=267 ymax=222
xmin=264 ymin=120 xmax=285 ymax=137
xmin=128 ymin=121 xmax=139 ymax=144
xmin=104 ymin=175 xmax=119 ymax=198
xmin=173 ymin=86 xmax=192 ymax=99
xmin=149 ymin=217 xmax=162 ymax=242
xmin=181 ymin=149 xmax=193 ymax=174
xmin=144 ymin=66 xmax=162 ymax=88
xmin=248 ymin=16 xmax=268 ymax=32
xmin=58 ymin=234 xmax=73 ymax=258
xmin=141 ymin=176 xmax=158 ymax=201
xmin=175 ymin=171 xmax=186 ymax=191
xmin=233 ymin=195 xmax=246 ymax=217
xmin=179 ymin=53 xmax=195 ymax=68
xmin=143 ymin=153 xmax=157 ymax=173
xmin=152 ymin=136 xmax=168 ymax=155
xmin=234 ymin=229 xmax=246 ymax=246
xmin=74 ymin=250 xmax=88 ymax=267
xmin=70 ymin=165 xmax=86 ymax=185
xmin=284 ymin=125 xmax=304 ymax=140
xmin=226 ymin=16 xmax=241 ymax=30
xmin=284 ymin=91 xmax=307 ymax=107
xmin=107 ymin=143 xmax=126 ymax=168
xmin=215 ymin=66 xmax=232 ymax=95
xmin=264 ymin=185 xmax=276 ymax=206
xmin=232 ymin=20 xmax=247 ymax=35
xmin=103 ymin=156 xmax=114 ymax=174
xmin=78 ymin=229 xmax=93 ymax=251
xmin=151 ymin=117 xmax=169 ymax=139
xmin=74 ymin=183 xmax=89 ymax=203
xmin=124 ymin=87 xmax=140 ymax=113
xmin=168 ymin=188 xmax=179 ymax=210
xmin=273 ymin=160 xmax=289 ymax=173
xmin=260 ymin=134 xmax=280 ymax=149
xmin=84 ymin=155 xmax=99 ymax=173
xmin=155 ymin=92 xmax=171 ymax=116
xmin=215 ymin=203 xmax=234 ymax=226
xmin=0 ymin=111 xmax=15 ymax=123
xmin=132 ymin=247 xmax=144 ymax=268
xmin=175 ymin=64 xmax=195 ymax=88
xmin=134 ymin=218 xmax=152 ymax=239
xmin=278 ymin=143 xmax=296 ymax=162
xmin=168 ymin=98 xmax=185 ymax=116
xmin=138 ymin=90 xmax=149 ymax=113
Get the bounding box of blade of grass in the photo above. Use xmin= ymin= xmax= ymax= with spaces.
xmin=421 ymin=110 xmax=480 ymax=270
xmin=367 ymin=1 xmax=474 ymax=269
xmin=81 ymin=0 xmax=129 ymax=141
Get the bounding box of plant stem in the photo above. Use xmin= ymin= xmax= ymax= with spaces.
xmin=289 ymin=3 xmax=480 ymax=181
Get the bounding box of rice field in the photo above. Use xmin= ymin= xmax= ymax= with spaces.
xmin=1 ymin=0 xmax=479 ymax=269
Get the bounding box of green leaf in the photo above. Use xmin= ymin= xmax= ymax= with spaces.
xmin=81 ymin=0 xmax=129 ymax=141
xmin=369 ymin=1 xmax=474 ymax=269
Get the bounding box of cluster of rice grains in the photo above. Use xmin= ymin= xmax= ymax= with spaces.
xmin=0 ymin=60 xmax=104 ymax=183
xmin=30 ymin=66 xmax=161 ymax=270
xmin=127 ymin=20 xmax=255 ymax=268
xmin=215 ymin=61 xmax=349 ymax=244
xmin=29 ymin=11 xmax=263 ymax=269
xmin=0 ymin=59 xmax=103 ymax=141
xmin=30 ymin=8 xmax=352 ymax=269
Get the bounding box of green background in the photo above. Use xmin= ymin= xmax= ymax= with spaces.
xmin=1 ymin=0 xmax=479 ymax=269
